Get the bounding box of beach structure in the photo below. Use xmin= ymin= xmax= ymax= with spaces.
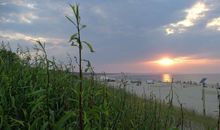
xmin=146 ymin=80 xmax=154 ymax=84
xmin=200 ymin=78 xmax=207 ymax=116
xmin=130 ymin=80 xmax=142 ymax=86
xmin=99 ymin=76 xmax=115 ymax=82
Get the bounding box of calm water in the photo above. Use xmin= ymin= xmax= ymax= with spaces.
xmin=107 ymin=73 xmax=220 ymax=84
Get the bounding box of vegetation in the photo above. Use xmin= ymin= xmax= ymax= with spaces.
xmin=0 ymin=4 xmax=218 ymax=130
xmin=0 ymin=43 xmax=218 ymax=130
xmin=66 ymin=4 xmax=95 ymax=130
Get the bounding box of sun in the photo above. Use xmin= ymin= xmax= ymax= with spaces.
xmin=157 ymin=57 xmax=175 ymax=66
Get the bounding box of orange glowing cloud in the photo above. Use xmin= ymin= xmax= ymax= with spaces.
xmin=146 ymin=56 xmax=220 ymax=67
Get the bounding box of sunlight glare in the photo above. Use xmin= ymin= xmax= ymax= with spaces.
xmin=158 ymin=58 xmax=174 ymax=66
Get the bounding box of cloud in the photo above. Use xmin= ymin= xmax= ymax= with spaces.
xmin=146 ymin=56 xmax=220 ymax=65
xmin=91 ymin=6 xmax=107 ymax=19
xmin=0 ymin=12 xmax=39 ymax=24
xmin=0 ymin=31 xmax=64 ymax=45
xmin=0 ymin=17 xmax=15 ymax=23
xmin=0 ymin=2 xmax=7 ymax=6
xmin=164 ymin=2 xmax=209 ymax=35
xmin=0 ymin=0 xmax=39 ymax=24
xmin=206 ymin=17 xmax=220 ymax=31
xmin=16 ymin=12 xmax=39 ymax=23
xmin=2 ymin=0 xmax=36 ymax=9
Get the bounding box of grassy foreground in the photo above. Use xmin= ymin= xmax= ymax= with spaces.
xmin=0 ymin=44 xmax=217 ymax=130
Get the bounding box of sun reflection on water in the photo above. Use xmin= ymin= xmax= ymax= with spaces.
xmin=162 ymin=74 xmax=172 ymax=82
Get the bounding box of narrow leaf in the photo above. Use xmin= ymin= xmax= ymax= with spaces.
xmin=69 ymin=33 xmax=78 ymax=42
xmin=80 ymin=25 xmax=86 ymax=30
xmin=82 ymin=41 xmax=95 ymax=52
xmin=65 ymin=16 xmax=76 ymax=27
xmin=54 ymin=111 xmax=75 ymax=130
xmin=28 ymin=89 xmax=46 ymax=97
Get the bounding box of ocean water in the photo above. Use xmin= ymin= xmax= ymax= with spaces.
xmin=106 ymin=73 xmax=220 ymax=84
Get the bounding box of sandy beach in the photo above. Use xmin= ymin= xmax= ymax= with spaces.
xmin=108 ymin=81 xmax=220 ymax=118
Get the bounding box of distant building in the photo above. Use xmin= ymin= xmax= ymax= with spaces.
xmin=99 ymin=76 xmax=116 ymax=82
xmin=146 ymin=80 xmax=154 ymax=84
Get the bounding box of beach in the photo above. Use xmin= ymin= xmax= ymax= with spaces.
xmin=108 ymin=80 xmax=220 ymax=118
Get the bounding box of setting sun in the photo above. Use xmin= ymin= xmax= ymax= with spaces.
xmin=157 ymin=58 xmax=175 ymax=66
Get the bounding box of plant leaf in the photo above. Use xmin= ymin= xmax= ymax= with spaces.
xmin=69 ymin=33 xmax=78 ymax=42
xmin=9 ymin=117 xmax=24 ymax=127
xmin=69 ymin=4 xmax=76 ymax=16
xmin=36 ymin=41 xmax=43 ymax=48
xmin=54 ymin=111 xmax=75 ymax=130
xmin=80 ymin=25 xmax=86 ymax=30
xmin=75 ymin=4 xmax=80 ymax=23
xmin=82 ymin=41 xmax=94 ymax=52
xmin=69 ymin=4 xmax=79 ymax=22
xmin=65 ymin=16 xmax=76 ymax=27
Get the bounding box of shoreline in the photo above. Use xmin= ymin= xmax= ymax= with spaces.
xmin=106 ymin=80 xmax=220 ymax=118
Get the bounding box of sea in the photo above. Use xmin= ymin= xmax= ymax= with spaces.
xmin=106 ymin=73 xmax=220 ymax=84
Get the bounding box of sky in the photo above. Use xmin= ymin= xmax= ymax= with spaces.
xmin=1 ymin=0 xmax=220 ymax=74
